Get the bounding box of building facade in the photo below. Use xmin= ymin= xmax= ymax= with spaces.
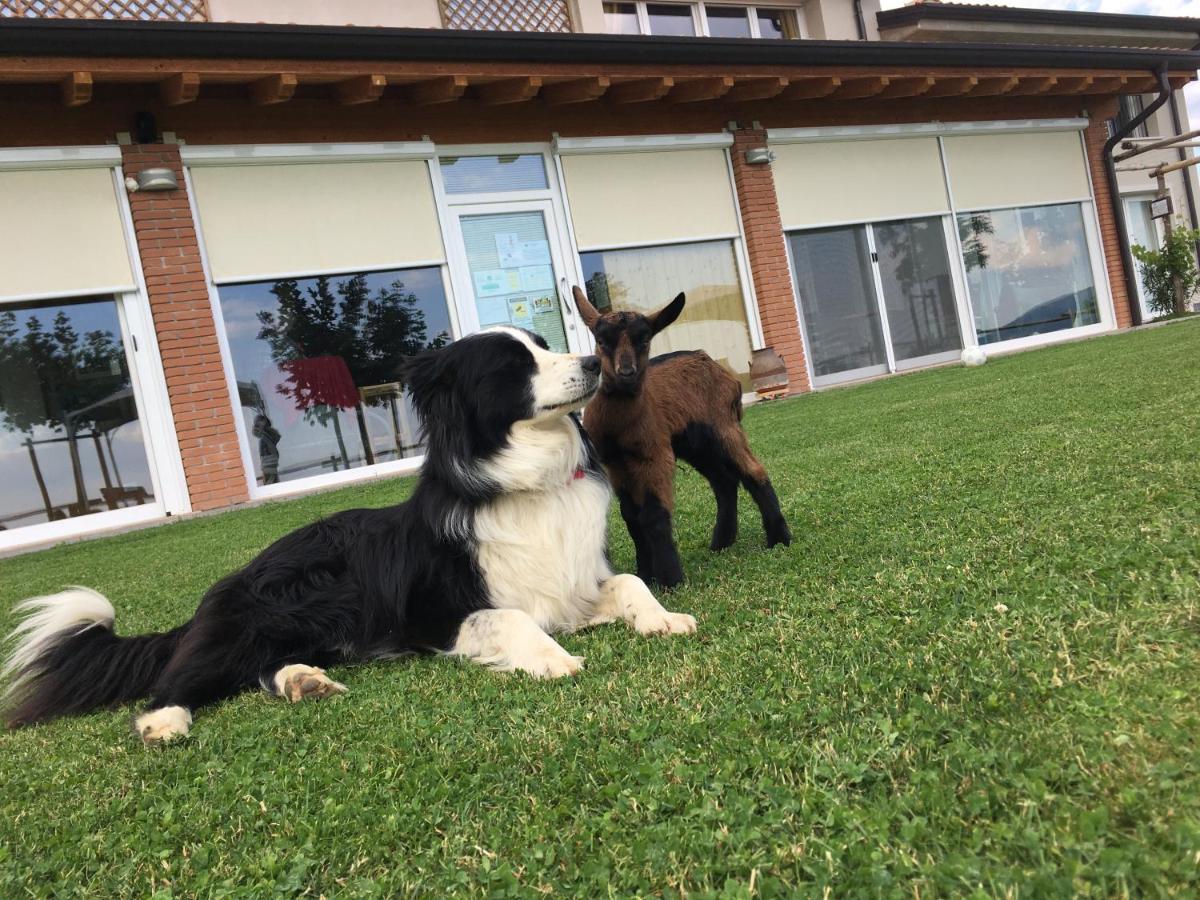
xmin=0 ymin=1 xmax=1197 ymax=552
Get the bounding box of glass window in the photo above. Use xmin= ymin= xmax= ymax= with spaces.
xmin=580 ymin=239 xmax=754 ymax=389
xmin=0 ymin=296 xmax=155 ymax=532
xmin=705 ymin=5 xmax=752 ymax=37
xmin=646 ymin=3 xmax=696 ymax=35
xmin=873 ymin=217 xmax=962 ymax=363
xmin=788 ymin=227 xmax=887 ymax=378
xmin=1109 ymin=94 xmax=1148 ymax=140
xmin=216 ymin=267 xmax=452 ymax=487
xmin=1124 ymin=197 xmax=1162 ymax=321
xmin=603 ymin=1 xmax=641 ymax=33
xmin=958 ymin=203 xmax=1100 ymax=346
xmin=756 ymin=7 xmax=797 ymax=39
xmin=439 ymin=154 xmax=548 ymax=194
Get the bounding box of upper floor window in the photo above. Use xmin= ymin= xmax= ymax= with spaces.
xmin=603 ymin=2 xmax=803 ymax=39
xmin=1109 ymin=94 xmax=1149 ymax=140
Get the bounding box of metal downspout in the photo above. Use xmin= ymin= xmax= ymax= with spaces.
xmin=1103 ymin=65 xmax=1172 ymax=327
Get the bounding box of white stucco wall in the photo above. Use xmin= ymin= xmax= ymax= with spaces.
xmin=208 ymin=0 xmax=442 ymax=28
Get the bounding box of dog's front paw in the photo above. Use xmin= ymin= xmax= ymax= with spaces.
xmin=275 ymin=664 xmax=348 ymax=702
xmin=634 ymin=609 xmax=697 ymax=636
xmin=135 ymin=705 xmax=192 ymax=747
xmin=523 ymin=647 xmax=585 ymax=679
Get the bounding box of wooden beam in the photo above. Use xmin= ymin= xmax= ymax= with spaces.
xmin=1082 ymin=75 xmax=1127 ymax=94
xmin=405 ymin=75 xmax=468 ymax=105
xmin=669 ymin=76 xmax=734 ymax=103
xmin=832 ymin=76 xmax=889 ymax=99
xmin=878 ymin=76 xmax=934 ymax=99
xmin=1054 ymin=75 xmax=1094 ymax=94
xmin=252 ymin=73 xmax=297 ymax=106
xmin=60 ymin=71 xmax=91 ymax=107
xmin=782 ymin=76 xmax=841 ymax=100
xmin=924 ymin=75 xmax=977 ymax=98
xmin=542 ymin=76 xmax=610 ymax=106
xmin=1123 ymin=75 xmax=1159 ymax=93
xmin=160 ymin=72 xmax=199 ymax=106
xmin=607 ymin=76 xmax=674 ymax=104
xmin=724 ymin=76 xmax=789 ymax=103
xmin=967 ymin=76 xmax=1019 ymax=97
xmin=476 ymin=76 xmax=543 ymax=105
xmin=337 ymin=74 xmax=387 ymax=105
xmin=1006 ymin=75 xmax=1056 ymax=96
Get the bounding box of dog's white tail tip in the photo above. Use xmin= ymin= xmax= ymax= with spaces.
xmin=3 ymin=586 xmax=116 ymax=684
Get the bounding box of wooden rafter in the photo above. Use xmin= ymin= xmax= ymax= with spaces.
xmin=1083 ymin=75 xmax=1127 ymax=94
xmin=405 ymin=75 xmax=468 ymax=105
xmin=1006 ymin=75 xmax=1057 ymax=96
xmin=337 ymin=74 xmax=387 ymax=105
xmin=724 ymin=76 xmax=789 ymax=103
xmin=879 ymin=76 xmax=934 ymax=99
xmin=542 ymin=76 xmax=610 ymax=105
xmin=782 ymin=76 xmax=841 ymax=100
xmin=833 ymin=76 xmax=889 ymax=99
xmin=1055 ymin=75 xmax=1094 ymax=94
xmin=252 ymin=73 xmax=296 ymax=106
xmin=475 ymin=76 xmax=543 ymax=106
xmin=60 ymin=71 xmax=91 ymax=107
xmin=967 ymin=76 xmax=1019 ymax=96
xmin=924 ymin=76 xmax=977 ymax=98
xmin=160 ymin=71 xmax=199 ymax=106
xmin=607 ymin=77 xmax=674 ymax=104
xmin=669 ymin=76 xmax=734 ymax=103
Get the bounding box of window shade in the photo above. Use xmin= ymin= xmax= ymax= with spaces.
xmin=189 ymin=160 xmax=445 ymax=283
xmin=0 ymin=166 xmax=134 ymax=302
xmin=943 ymin=130 xmax=1090 ymax=212
xmin=559 ymin=148 xmax=740 ymax=250
xmin=772 ymin=137 xmax=950 ymax=230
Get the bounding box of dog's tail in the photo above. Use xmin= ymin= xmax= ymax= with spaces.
xmin=2 ymin=587 xmax=185 ymax=728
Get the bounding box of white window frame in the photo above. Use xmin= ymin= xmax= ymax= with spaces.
xmin=183 ymin=145 xmax=457 ymax=503
xmin=0 ymin=150 xmax=190 ymax=552
xmin=606 ymin=1 xmax=806 ymax=39
xmin=772 ymin=118 xmax=1116 ymax=388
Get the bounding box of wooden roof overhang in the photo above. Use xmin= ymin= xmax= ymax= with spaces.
xmin=1 ymin=18 xmax=1196 ymax=109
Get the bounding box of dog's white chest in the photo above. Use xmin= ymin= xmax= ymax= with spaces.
xmin=474 ymin=474 xmax=612 ymax=632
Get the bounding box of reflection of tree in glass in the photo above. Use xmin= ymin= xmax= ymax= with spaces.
xmin=959 ymin=214 xmax=995 ymax=272
xmin=584 ymin=271 xmax=621 ymax=312
xmin=0 ymin=309 xmax=127 ymax=435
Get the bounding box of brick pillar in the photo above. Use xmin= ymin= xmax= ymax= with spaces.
xmin=122 ymin=145 xmax=250 ymax=511
xmin=1082 ymin=111 xmax=1134 ymax=330
xmin=729 ymin=126 xmax=811 ymax=393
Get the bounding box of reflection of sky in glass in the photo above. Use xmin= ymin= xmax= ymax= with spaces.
xmin=217 ymin=266 xmax=451 ymax=486
xmin=0 ymin=296 xmax=154 ymax=530
xmin=439 ymin=155 xmax=548 ymax=194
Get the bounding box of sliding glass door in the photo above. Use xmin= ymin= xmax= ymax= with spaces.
xmin=788 ymin=215 xmax=963 ymax=385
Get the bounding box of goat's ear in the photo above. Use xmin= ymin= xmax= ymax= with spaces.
xmin=651 ymin=292 xmax=686 ymax=336
xmin=572 ymin=285 xmax=600 ymax=330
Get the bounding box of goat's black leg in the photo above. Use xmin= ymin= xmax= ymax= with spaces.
xmin=689 ymin=461 xmax=739 ymax=552
xmin=741 ymin=474 xmax=791 ymax=548
xmin=617 ymin=489 xmax=653 ymax=583
xmin=638 ymin=494 xmax=684 ymax=589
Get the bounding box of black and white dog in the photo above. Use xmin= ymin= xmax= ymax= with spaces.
xmin=2 ymin=328 xmax=696 ymax=744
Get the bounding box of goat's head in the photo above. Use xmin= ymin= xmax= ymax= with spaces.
xmin=571 ymin=285 xmax=685 ymax=395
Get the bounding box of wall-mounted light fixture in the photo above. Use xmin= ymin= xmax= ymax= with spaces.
xmin=133 ymin=167 xmax=179 ymax=192
xmin=744 ymin=147 xmax=775 ymax=166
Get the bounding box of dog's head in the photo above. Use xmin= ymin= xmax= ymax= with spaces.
xmin=571 ymin=286 xmax=685 ymax=396
xmin=402 ymin=328 xmax=601 ymax=496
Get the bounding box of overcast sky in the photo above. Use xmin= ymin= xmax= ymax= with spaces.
xmin=877 ymin=0 xmax=1200 ymax=127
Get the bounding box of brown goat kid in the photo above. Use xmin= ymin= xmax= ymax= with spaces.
xmin=572 ymin=286 xmax=790 ymax=589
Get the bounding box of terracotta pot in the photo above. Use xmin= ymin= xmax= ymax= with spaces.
xmin=750 ymin=347 xmax=789 ymax=399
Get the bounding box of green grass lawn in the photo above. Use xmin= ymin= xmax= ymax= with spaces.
xmin=2 ymin=323 xmax=1199 ymax=897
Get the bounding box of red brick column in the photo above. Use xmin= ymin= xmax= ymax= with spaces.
xmin=121 ymin=144 xmax=250 ymax=511
xmin=729 ymin=126 xmax=810 ymax=393
xmin=1082 ymin=111 xmax=1134 ymax=330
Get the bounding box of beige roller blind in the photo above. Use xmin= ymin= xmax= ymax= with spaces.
xmin=189 ymin=160 xmax=445 ymax=283
xmin=0 ymin=166 xmax=134 ymax=302
xmin=943 ymin=130 xmax=1090 ymax=211
xmin=772 ymin=137 xmax=949 ymax=230
xmin=560 ymin=148 xmax=740 ymax=250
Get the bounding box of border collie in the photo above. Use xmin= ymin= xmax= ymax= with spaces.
xmin=2 ymin=328 xmax=696 ymax=744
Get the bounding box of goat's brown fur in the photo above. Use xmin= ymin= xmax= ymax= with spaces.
xmin=573 ymin=286 xmax=790 ymax=588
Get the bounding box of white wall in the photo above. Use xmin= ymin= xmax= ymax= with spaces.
xmin=208 ymin=0 xmax=442 ymax=28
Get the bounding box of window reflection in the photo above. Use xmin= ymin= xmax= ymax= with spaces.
xmin=958 ymin=203 xmax=1099 ymax=345
xmin=0 ymin=297 xmax=154 ymax=532
xmin=217 ymin=267 xmax=452 ymax=486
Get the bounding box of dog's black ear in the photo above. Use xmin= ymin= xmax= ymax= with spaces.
xmin=651 ymin=292 xmax=685 ymax=336
xmin=522 ymin=328 xmax=550 ymax=351
xmin=401 ymin=346 xmax=457 ymax=429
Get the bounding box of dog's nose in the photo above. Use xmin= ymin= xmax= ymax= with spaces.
xmin=580 ymin=355 xmax=601 ymax=375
